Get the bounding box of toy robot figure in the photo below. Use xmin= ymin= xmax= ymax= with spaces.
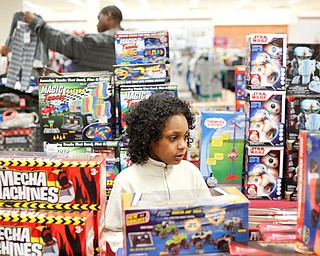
xmin=261 ymin=151 xmax=280 ymax=177
xmin=262 ymin=95 xmax=282 ymax=122
xmin=296 ymin=99 xmax=320 ymax=131
xmin=250 ymin=116 xmax=278 ymax=142
xmin=247 ymin=164 xmax=276 ymax=196
xmin=290 ymin=46 xmax=320 ymax=85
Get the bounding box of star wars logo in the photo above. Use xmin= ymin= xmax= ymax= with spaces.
xmin=0 ymin=227 xmax=43 ymax=256
xmin=0 ymin=170 xmax=59 ymax=203
xmin=252 ymin=35 xmax=269 ymax=43
xmin=250 ymin=91 xmax=268 ymax=101
xmin=249 ymin=147 xmax=266 ymax=155
xmin=40 ymin=85 xmax=66 ymax=103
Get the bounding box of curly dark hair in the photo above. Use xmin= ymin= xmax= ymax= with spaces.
xmin=126 ymin=93 xmax=195 ymax=164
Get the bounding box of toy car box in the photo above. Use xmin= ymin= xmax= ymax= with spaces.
xmin=245 ymin=34 xmax=287 ymax=91
xmin=243 ymin=145 xmax=284 ymax=200
xmin=286 ymin=94 xmax=320 ymax=150
xmin=286 ymin=43 xmax=320 ymax=95
xmin=0 ymin=153 xmax=106 ymax=211
xmin=0 ymin=208 xmax=94 ymax=256
xmin=245 ymin=90 xmax=286 ymax=146
xmin=38 ymin=72 xmax=116 ymax=143
xmin=296 ymin=130 xmax=320 ymax=253
xmin=199 ymin=111 xmax=245 ymax=189
xmin=115 ymin=30 xmax=169 ymax=65
xmin=122 ymin=186 xmax=249 ymax=255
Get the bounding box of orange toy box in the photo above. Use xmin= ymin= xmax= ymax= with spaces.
xmin=0 ymin=208 xmax=94 ymax=256
xmin=0 ymin=153 xmax=106 ymax=211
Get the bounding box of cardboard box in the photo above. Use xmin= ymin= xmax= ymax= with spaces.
xmin=122 ymin=187 xmax=249 ymax=255
xmin=245 ymin=34 xmax=287 ymax=91
xmin=0 ymin=208 xmax=94 ymax=256
xmin=235 ymin=65 xmax=246 ymax=101
xmin=0 ymin=153 xmax=106 ymax=211
xmin=283 ymin=149 xmax=298 ymax=201
xmin=200 ymin=111 xmax=245 ymax=189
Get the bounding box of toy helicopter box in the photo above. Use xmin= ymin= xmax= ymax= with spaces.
xmin=296 ymin=131 xmax=320 ymax=253
xmin=0 ymin=208 xmax=94 ymax=256
xmin=244 ymin=145 xmax=284 ymax=200
xmin=38 ymin=72 xmax=116 ymax=143
xmin=122 ymin=186 xmax=249 ymax=255
xmin=114 ymin=63 xmax=168 ymax=85
xmin=245 ymin=90 xmax=286 ymax=146
xmin=199 ymin=111 xmax=245 ymax=189
xmin=286 ymin=94 xmax=320 ymax=150
xmin=245 ymin=34 xmax=287 ymax=91
xmin=286 ymin=43 xmax=320 ymax=95
xmin=115 ymin=30 xmax=169 ymax=65
xmin=0 ymin=153 xmax=106 ymax=211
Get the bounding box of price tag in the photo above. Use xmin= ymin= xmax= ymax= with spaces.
xmin=24 ymin=32 xmax=31 ymax=44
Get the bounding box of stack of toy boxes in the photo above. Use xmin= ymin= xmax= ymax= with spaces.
xmin=243 ymin=34 xmax=287 ymax=200
xmin=234 ymin=65 xmax=246 ymax=112
xmin=0 ymin=153 xmax=106 ymax=255
xmin=284 ymin=43 xmax=320 ymax=201
xmin=122 ymin=186 xmax=249 ymax=255
xmin=199 ymin=111 xmax=246 ymax=190
xmin=296 ymin=131 xmax=320 ymax=255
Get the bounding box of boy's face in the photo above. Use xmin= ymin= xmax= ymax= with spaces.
xmin=149 ymin=114 xmax=188 ymax=165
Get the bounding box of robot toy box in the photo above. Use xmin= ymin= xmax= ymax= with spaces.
xmin=114 ymin=63 xmax=168 ymax=85
xmin=200 ymin=111 xmax=245 ymax=189
xmin=38 ymin=72 xmax=116 ymax=143
xmin=296 ymin=131 xmax=320 ymax=254
xmin=0 ymin=208 xmax=94 ymax=256
xmin=286 ymin=94 xmax=320 ymax=150
xmin=0 ymin=153 xmax=106 ymax=211
xmin=122 ymin=186 xmax=249 ymax=255
xmin=115 ymin=30 xmax=170 ymax=65
xmin=286 ymin=43 xmax=320 ymax=95
xmin=244 ymin=145 xmax=284 ymax=200
xmin=245 ymin=90 xmax=286 ymax=146
xmin=245 ymin=34 xmax=287 ymax=91
xmin=284 ymin=149 xmax=298 ymax=201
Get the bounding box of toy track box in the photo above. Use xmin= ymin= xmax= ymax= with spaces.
xmin=286 ymin=94 xmax=320 ymax=150
xmin=122 ymin=187 xmax=249 ymax=255
xmin=114 ymin=63 xmax=168 ymax=85
xmin=115 ymin=30 xmax=170 ymax=65
xmin=0 ymin=154 xmax=106 ymax=211
xmin=286 ymin=43 xmax=320 ymax=95
xmin=245 ymin=90 xmax=286 ymax=146
xmin=38 ymin=72 xmax=116 ymax=143
xmin=200 ymin=111 xmax=245 ymax=189
xmin=244 ymin=145 xmax=284 ymax=200
xmin=245 ymin=34 xmax=287 ymax=91
xmin=0 ymin=208 xmax=94 ymax=256
xmin=297 ymin=131 xmax=320 ymax=254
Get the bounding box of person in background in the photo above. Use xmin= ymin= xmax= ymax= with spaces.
xmin=21 ymin=5 xmax=122 ymax=72
xmin=105 ymin=93 xmax=211 ymax=253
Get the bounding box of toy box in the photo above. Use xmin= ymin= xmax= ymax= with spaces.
xmin=296 ymin=130 xmax=320 ymax=252
xmin=94 ymin=203 xmax=107 ymax=256
xmin=245 ymin=90 xmax=286 ymax=146
xmin=0 ymin=153 xmax=106 ymax=211
xmin=38 ymin=73 xmax=116 ymax=143
xmin=245 ymin=34 xmax=287 ymax=91
xmin=114 ymin=63 xmax=168 ymax=85
xmin=286 ymin=94 xmax=320 ymax=150
xmin=0 ymin=208 xmax=94 ymax=256
xmin=235 ymin=65 xmax=246 ymax=101
xmin=115 ymin=30 xmax=170 ymax=65
xmin=283 ymin=149 xmax=298 ymax=201
xmin=244 ymin=145 xmax=284 ymax=200
xmin=286 ymin=43 xmax=320 ymax=95
xmin=200 ymin=111 xmax=245 ymax=189
xmin=122 ymin=186 xmax=249 ymax=255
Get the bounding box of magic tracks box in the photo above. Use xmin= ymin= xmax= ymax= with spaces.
xmin=122 ymin=187 xmax=249 ymax=255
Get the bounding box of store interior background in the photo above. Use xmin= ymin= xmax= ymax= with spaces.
xmin=2 ymin=0 xmax=320 ymax=100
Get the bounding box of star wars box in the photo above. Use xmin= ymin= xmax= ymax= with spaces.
xmin=286 ymin=43 xmax=320 ymax=95
xmin=296 ymin=131 xmax=320 ymax=253
xmin=122 ymin=186 xmax=249 ymax=255
xmin=244 ymin=145 xmax=284 ymax=200
xmin=0 ymin=153 xmax=106 ymax=211
xmin=199 ymin=111 xmax=245 ymax=189
xmin=0 ymin=208 xmax=94 ymax=256
xmin=38 ymin=72 xmax=116 ymax=143
xmin=115 ymin=30 xmax=169 ymax=65
xmin=286 ymin=94 xmax=320 ymax=150
xmin=245 ymin=34 xmax=287 ymax=91
xmin=245 ymin=90 xmax=286 ymax=146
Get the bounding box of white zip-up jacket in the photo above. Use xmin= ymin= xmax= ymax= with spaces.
xmin=105 ymin=158 xmax=211 ymax=253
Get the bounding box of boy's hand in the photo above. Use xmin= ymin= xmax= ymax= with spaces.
xmin=24 ymin=11 xmax=34 ymax=23
xmin=0 ymin=46 xmax=9 ymax=56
